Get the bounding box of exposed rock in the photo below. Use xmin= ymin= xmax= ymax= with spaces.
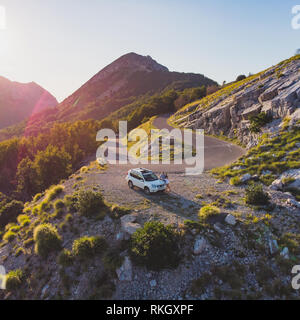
xmin=225 ymin=214 xmax=237 ymax=226
xmin=116 ymin=232 xmax=125 ymax=241
xmin=116 ymin=257 xmax=133 ymax=281
xmin=175 ymin=56 xmax=300 ymax=146
xmin=269 ymin=239 xmax=279 ymax=255
xmin=241 ymin=173 xmax=252 ymax=183
xmin=122 ymin=222 xmax=141 ymax=236
xmin=150 ymin=280 xmax=157 ymax=288
xmin=271 ymin=169 xmax=300 ymax=191
xmin=242 ymin=104 xmax=262 ymax=120
xmin=213 ymin=223 xmax=225 ymax=235
xmin=280 ymin=247 xmax=289 ymax=260
xmin=193 ymin=236 xmax=207 ymax=255
xmin=286 ymin=198 xmax=300 ymax=209
xmin=120 ymin=213 xmax=141 ymax=237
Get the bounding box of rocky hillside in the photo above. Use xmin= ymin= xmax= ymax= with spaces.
xmin=171 ymin=55 xmax=300 ymax=148
xmin=0 ymin=158 xmax=299 ymax=300
xmin=0 ymin=76 xmax=58 ymax=129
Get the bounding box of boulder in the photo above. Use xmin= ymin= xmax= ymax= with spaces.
xmin=290 ymin=108 xmax=300 ymax=125
xmin=116 ymin=256 xmax=133 ymax=281
xmin=213 ymin=223 xmax=225 ymax=235
xmin=241 ymin=173 xmax=252 ymax=183
xmin=259 ymin=85 xmax=279 ymax=102
xmin=225 ymin=214 xmax=237 ymax=226
xmin=150 ymin=280 xmax=157 ymax=288
xmin=269 ymin=239 xmax=279 ymax=255
xmin=193 ymin=236 xmax=207 ymax=255
xmin=242 ymin=104 xmax=262 ymax=120
xmin=280 ymin=247 xmax=289 ymax=260
xmin=120 ymin=213 xmax=141 ymax=237
xmin=122 ymin=222 xmax=141 ymax=236
xmin=271 ymin=169 xmax=300 ymax=191
xmin=286 ymin=198 xmax=300 ymax=209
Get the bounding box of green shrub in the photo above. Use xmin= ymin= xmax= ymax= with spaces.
xmin=76 ymin=190 xmax=106 ymax=217
xmin=110 ymin=204 xmax=131 ymax=218
xmin=198 ymin=205 xmax=220 ymax=221
xmin=130 ymin=221 xmax=180 ymax=270
xmin=249 ymin=112 xmax=272 ymax=133
xmin=102 ymin=247 xmax=124 ymax=271
xmin=15 ymin=247 xmax=25 ymax=257
xmin=3 ymin=230 xmax=17 ymax=242
xmin=54 ymin=200 xmax=65 ymax=210
xmin=33 ymin=193 xmax=43 ymax=202
xmin=64 ymin=194 xmax=78 ymax=212
xmin=229 ymin=176 xmax=241 ymax=186
xmin=48 ymin=186 xmax=64 ymax=201
xmin=245 ymin=184 xmax=270 ymax=206
xmin=190 ymin=272 xmax=211 ymax=295
xmin=33 ymin=224 xmax=62 ymax=258
xmin=0 ymin=200 xmax=24 ymax=228
xmin=72 ymin=236 xmax=107 ymax=260
xmin=57 ymin=249 xmax=74 ymax=267
xmin=17 ymin=214 xmax=30 ymax=225
xmin=24 ymin=238 xmax=34 ymax=248
xmin=5 ymin=269 xmax=24 ymax=291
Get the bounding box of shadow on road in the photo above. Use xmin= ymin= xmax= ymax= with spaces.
xmin=131 ymin=187 xmax=200 ymax=218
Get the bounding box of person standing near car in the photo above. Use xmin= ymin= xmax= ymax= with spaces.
xmin=160 ymin=172 xmax=171 ymax=192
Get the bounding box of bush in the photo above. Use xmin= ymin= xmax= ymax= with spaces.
xmin=33 ymin=193 xmax=43 ymax=202
xmin=17 ymin=214 xmax=30 ymax=226
xmin=3 ymin=230 xmax=17 ymax=242
xmin=57 ymin=249 xmax=74 ymax=267
xmin=72 ymin=236 xmax=107 ymax=260
xmin=236 ymin=75 xmax=246 ymax=82
xmin=249 ymin=112 xmax=272 ymax=133
xmin=76 ymin=190 xmax=106 ymax=217
xmin=130 ymin=221 xmax=180 ymax=271
xmin=198 ymin=205 xmax=220 ymax=221
xmin=102 ymin=247 xmax=124 ymax=271
xmin=33 ymin=224 xmax=62 ymax=258
xmin=245 ymin=184 xmax=270 ymax=206
xmin=229 ymin=176 xmax=241 ymax=186
xmin=64 ymin=194 xmax=78 ymax=212
xmin=0 ymin=200 xmax=24 ymax=228
xmin=5 ymin=269 xmax=24 ymax=291
xmin=47 ymin=186 xmax=64 ymax=201
xmin=54 ymin=200 xmax=65 ymax=210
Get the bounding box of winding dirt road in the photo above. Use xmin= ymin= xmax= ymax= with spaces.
xmin=153 ymin=114 xmax=245 ymax=171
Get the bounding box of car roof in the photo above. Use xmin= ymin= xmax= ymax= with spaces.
xmin=131 ymin=168 xmax=153 ymax=174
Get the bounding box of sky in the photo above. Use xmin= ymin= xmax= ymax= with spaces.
xmin=0 ymin=0 xmax=299 ymax=102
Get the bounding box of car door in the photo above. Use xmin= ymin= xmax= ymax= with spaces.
xmin=135 ymin=172 xmax=145 ymax=189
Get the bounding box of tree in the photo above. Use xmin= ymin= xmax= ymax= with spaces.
xmin=16 ymin=157 xmax=39 ymax=199
xmin=34 ymin=145 xmax=72 ymax=190
xmin=236 ymin=75 xmax=246 ymax=82
xmin=0 ymin=200 xmax=24 ymax=228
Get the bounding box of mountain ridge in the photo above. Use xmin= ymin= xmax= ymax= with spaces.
xmin=0 ymin=76 xmax=58 ymax=130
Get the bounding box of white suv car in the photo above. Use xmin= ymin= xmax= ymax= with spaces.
xmin=126 ymin=168 xmax=166 ymax=195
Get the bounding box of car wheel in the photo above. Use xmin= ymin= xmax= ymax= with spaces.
xmin=128 ymin=181 xmax=134 ymax=189
xmin=144 ymin=187 xmax=151 ymax=195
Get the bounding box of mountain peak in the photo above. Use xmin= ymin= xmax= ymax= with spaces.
xmin=88 ymin=53 xmax=169 ymax=85
xmin=113 ymin=52 xmax=169 ymax=72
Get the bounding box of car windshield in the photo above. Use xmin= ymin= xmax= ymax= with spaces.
xmin=143 ymin=173 xmax=158 ymax=182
